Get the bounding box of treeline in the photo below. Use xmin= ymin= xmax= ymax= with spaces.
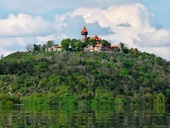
xmin=0 ymin=49 xmax=170 ymax=108
xmin=24 ymin=38 xmax=111 ymax=53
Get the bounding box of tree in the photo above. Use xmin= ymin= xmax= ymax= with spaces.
xmin=0 ymin=54 xmax=3 ymax=60
xmin=72 ymin=40 xmax=83 ymax=51
xmin=33 ymin=44 xmax=40 ymax=52
xmin=119 ymin=68 xmax=130 ymax=78
xmin=25 ymin=44 xmax=33 ymax=52
xmin=87 ymin=39 xmax=97 ymax=46
xmin=120 ymin=42 xmax=129 ymax=53
xmin=47 ymin=40 xmax=54 ymax=48
xmin=61 ymin=38 xmax=71 ymax=51
xmin=34 ymin=62 xmax=48 ymax=73
xmin=101 ymin=39 xmax=111 ymax=47
xmin=42 ymin=44 xmax=47 ymax=51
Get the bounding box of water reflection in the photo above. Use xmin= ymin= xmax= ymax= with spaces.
xmin=0 ymin=106 xmax=169 ymax=127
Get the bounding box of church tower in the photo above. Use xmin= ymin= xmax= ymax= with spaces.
xmin=81 ymin=26 xmax=88 ymax=43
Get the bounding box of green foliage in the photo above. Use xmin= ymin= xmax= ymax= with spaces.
xmin=5 ymin=101 xmax=14 ymax=107
xmin=34 ymin=62 xmax=48 ymax=72
xmin=61 ymin=38 xmax=84 ymax=51
xmin=87 ymin=39 xmax=97 ymax=46
xmin=154 ymin=93 xmax=166 ymax=113
xmin=0 ymin=49 xmax=170 ymax=107
xmin=114 ymin=95 xmax=127 ymax=106
xmin=119 ymin=68 xmax=130 ymax=77
xmin=71 ymin=39 xmax=84 ymax=51
xmin=33 ymin=44 xmax=41 ymax=52
xmin=101 ymin=39 xmax=111 ymax=47
xmin=120 ymin=42 xmax=129 ymax=53
xmin=46 ymin=40 xmax=54 ymax=48
xmin=0 ymin=94 xmax=20 ymax=107
xmin=61 ymin=38 xmax=71 ymax=51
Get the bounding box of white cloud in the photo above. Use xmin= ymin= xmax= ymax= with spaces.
xmin=134 ymin=29 xmax=170 ymax=47
xmin=0 ymin=37 xmax=23 ymax=57
xmin=0 ymin=37 xmax=37 ymax=53
xmin=0 ymin=13 xmax=54 ymax=37
xmin=0 ymin=2 xmax=170 ymax=60
xmin=0 ymin=37 xmax=25 ymax=48
xmin=0 ymin=13 xmax=56 ymax=56
xmin=54 ymin=3 xmax=170 ymax=60
xmin=140 ymin=46 xmax=170 ymax=61
xmin=37 ymin=35 xmax=56 ymax=44
xmin=0 ymin=47 xmax=13 ymax=57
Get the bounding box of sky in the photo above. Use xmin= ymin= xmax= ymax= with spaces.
xmin=0 ymin=0 xmax=170 ymax=60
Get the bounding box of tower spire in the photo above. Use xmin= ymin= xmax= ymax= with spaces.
xmin=81 ymin=26 xmax=88 ymax=43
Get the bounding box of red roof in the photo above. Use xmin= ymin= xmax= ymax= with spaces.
xmin=95 ymin=43 xmax=103 ymax=47
xmin=89 ymin=35 xmax=101 ymax=41
xmin=110 ymin=45 xmax=119 ymax=48
xmin=56 ymin=46 xmax=62 ymax=48
xmin=89 ymin=37 xmax=95 ymax=40
xmin=95 ymin=35 xmax=101 ymax=41
xmin=81 ymin=26 xmax=88 ymax=33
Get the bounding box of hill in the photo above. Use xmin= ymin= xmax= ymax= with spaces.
xmin=0 ymin=50 xmax=170 ymax=108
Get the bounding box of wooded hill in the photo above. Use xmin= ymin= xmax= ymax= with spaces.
xmin=0 ymin=49 xmax=170 ymax=108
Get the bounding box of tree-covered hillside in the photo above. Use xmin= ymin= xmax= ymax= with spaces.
xmin=0 ymin=49 xmax=170 ymax=108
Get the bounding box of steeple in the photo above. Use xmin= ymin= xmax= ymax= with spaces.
xmin=81 ymin=26 xmax=88 ymax=43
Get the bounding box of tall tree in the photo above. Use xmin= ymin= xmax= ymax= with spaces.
xmin=47 ymin=40 xmax=54 ymax=48
xmin=25 ymin=44 xmax=33 ymax=52
xmin=61 ymin=38 xmax=71 ymax=51
xmin=33 ymin=44 xmax=40 ymax=52
xmin=0 ymin=54 xmax=3 ymax=60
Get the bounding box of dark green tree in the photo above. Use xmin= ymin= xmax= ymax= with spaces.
xmin=61 ymin=38 xmax=71 ymax=51
xmin=87 ymin=39 xmax=97 ymax=46
xmin=47 ymin=40 xmax=54 ymax=48
xmin=101 ymin=39 xmax=111 ymax=47
xmin=72 ymin=40 xmax=83 ymax=51
xmin=33 ymin=44 xmax=40 ymax=52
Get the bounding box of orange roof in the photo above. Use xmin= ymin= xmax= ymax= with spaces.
xmin=89 ymin=35 xmax=101 ymax=41
xmin=81 ymin=26 xmax=88 ymax=33
xmin=56 ymin=46 xmax=62 ymax=48
xmin=110 ymin=45 xmax=119 ymax=48
xmin=95 ymin=43 xmax=103 ymax=47
xmin=89 ymin=37 xmax=96 ymax=40
xmin=95 ymin=35 xmax=101 ymax=41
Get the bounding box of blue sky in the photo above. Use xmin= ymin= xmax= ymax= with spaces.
xmin=0 ymin=0 xmax=170 ymax=60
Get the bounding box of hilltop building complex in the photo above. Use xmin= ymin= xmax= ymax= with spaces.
xmin=81 ymin=26 xmax=121 ymax=52
xmin=46 ymin=26 xmax=121 ymax=52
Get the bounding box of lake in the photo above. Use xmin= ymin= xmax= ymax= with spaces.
xmin=0 ymin=105 xmax=169 ymax=127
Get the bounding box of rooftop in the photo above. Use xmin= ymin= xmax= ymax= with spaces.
xmin=95 ymin=43 xmax=103 ymax=47
xmin=81 ymin=26 xmax=88 ymax=33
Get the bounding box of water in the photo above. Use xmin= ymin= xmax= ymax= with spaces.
xmin=0 ymin=105 xmax=169 ymax=128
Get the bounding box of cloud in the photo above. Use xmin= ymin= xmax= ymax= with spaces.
xmin=54 ymin=3 xmax=170 ymax=60
xmin=0 ymin=37 xmax=27 ymax=56
xmin=0 ymin=47 xmax=13 ymax=57
xmin=140 ymin=46 xmax=170 ymax=61
xmin=0 ymin=13 xmax=55 ymax=56
xmin=2 ymin=0 xmax=139 ymax=14
xmin=0 ymin=2 xmax=170 ymax=60
xmin=134 ymin=29 xmax=170 ymax=47
xmin=117 ymin=23 xmax=131 ymax=27
xmin=0 ymin=13 xmax=54 ymax=37
xmin=0 ymin=37 xmax=38 ymax=53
